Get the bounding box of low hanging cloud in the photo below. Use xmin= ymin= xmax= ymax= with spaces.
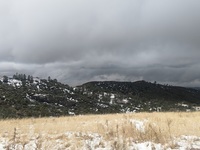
xmin=1 ymin=0 xmax=200 ymax=86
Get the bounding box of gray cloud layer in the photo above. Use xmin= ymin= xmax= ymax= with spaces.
xmin=1 ymin=0 xmax=200 ymax=86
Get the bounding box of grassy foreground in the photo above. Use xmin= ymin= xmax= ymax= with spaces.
xmin=0 ymin=112 xmax=200 ymax=149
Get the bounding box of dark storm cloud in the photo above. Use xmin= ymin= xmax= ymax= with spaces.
xmin=1 ymin=0 xmax=200 ymax=86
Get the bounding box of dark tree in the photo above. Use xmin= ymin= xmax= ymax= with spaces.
xmin=30 ymin=76 xmax=33 ymax=83
xmin=3 ymin=76 xmax=8 ymax=83
xmin=28 ymin=75 xmax=31 ymax=81
xmin=28 ymin=75 xmax=33 ymax=83
xmin=13 ymin=73 xmax=19 ymax=80
xmin=48 ymin=76 xmax=51 ymax=81
xmin=53 ymin=79 xmax=57 ymax=83
xmin=23 ymin=74 xmax=26 ymax=81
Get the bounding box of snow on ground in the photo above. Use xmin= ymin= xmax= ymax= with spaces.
xmin=33 ymin=77 xmax=40 ymax=84
xmin=7 ymin=79 xmax=22 ymax=87
xmin=130 ymin=142 xmax=163 ymax=150
xmin=63 ymin=89 xmax=74 ymax=94
xmin=129 ymin=119 xmax=147 ymax=133
xmin=97 ymin=103 xmax=109 ymax=108
xmin=122 ymin=98 xmax=129 ymax=104
xmin=0 ymin=132 xmax=200 ymax=150
xmin=172 ymin=135 xmax=200 ymax=150
xmin=110 ymin=94 xmax=115 ymax=99
xmin=0 ymin=119 xmax=199 ymax=149
xmin=68 ymin=111 xmax=75 ymax=115
xmin=109 ymin=94 xmax=115 ymax=105
xmin=68 ymin=97 xmax=78 ymax=102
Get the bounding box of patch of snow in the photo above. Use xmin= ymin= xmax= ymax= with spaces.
xmin=173 ymin=135 xmax=200 ymax=150
xmin=54 ymin=103 xmax=63 ymax=107
xmin=97 ymin=103 xmax=108 ymax=108
xmin=33 ymin=77 xmax=40 ymax=84
xmin=68 ymin=110 xmax=75 ymax=115
xmin=177 ymin=103 xmax=189 ymax=107
xmin=84 ymin=133 xmax=103 ymax=149
xmin=98 ymin=94 xmax=103 ymax=99
xmin=37 ymin=85 xmax=40 ymax=91
xmin=69 ymin=97 xmax=78 ymax=102
xmin=26 ymin=94 xmax=36 ymax=103
xmin=129 ymin=119 xmax=147 ymax=132
xmin=43 ymin=102 xmax=50 ymax=105
xmin=122 ymin=98 xmax=129 ymax=104
xmin=131 ymin=142 xmax=163 ymax=150
xmin=0 ymin=132 xmax=200 ymax=150
xmin=193 ymin=106 xmax=200 ymax=111
xmin=104 ymin=92 xmax=108 ymax=96
xmin=186 ymin=109 xmax=191 ymax=112
xmin=109 ymin=99 xmax=114 ymax=105
xmin=135 ymin=107 xmax=140 ymax=110
xmin=63 ymin=89 xmax=74 ymax=94
xmin=33 ymin=94 xmax=46 ymax=97
xmin=83 ymin=92 xmax=87 ymax=95
xmin=7 ymin=79 xmax=22 ymax=87
xmin=121 ymin=108 xmax=136 ymax=113
xmin=109 ymin=94 xmax=115 ymax=105
xmin=0 ymin=138 xmax=8 ymax=149
xmin=110 ymin=94 xmax=115 ymax=99
xmin=29 ymin=99 xmax=36 ymax=103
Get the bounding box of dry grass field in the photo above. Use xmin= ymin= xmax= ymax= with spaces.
xmin=0 ymin=112 xmax=200 ymax=149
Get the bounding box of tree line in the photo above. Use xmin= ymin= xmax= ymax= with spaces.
xmin=1 ymin=73 xmax=34 ymax=83
xmin=1 ymin=73 xmax=57 ymax=84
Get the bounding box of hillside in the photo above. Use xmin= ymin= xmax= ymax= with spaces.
xmin=0 ymin=75 xmax=200 ymax=118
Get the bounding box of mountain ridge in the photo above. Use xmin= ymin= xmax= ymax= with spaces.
xmin=0 ymin=74 xmax=200 ymax=118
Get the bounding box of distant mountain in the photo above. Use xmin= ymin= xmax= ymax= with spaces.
xmin=190 ymin=87 xmax=200 ymax=90
xmin=81 ymin=81 xmax=200 ymax=104
xmin=0 ymin=75 xmax=200 ymax=118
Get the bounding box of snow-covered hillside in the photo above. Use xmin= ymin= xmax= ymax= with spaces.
xmin=1 ymin=75 xmax=200 ymax=118
xmin=0 ymin=76 xmax=41 ymax=88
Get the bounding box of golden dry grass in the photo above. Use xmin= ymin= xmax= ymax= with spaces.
xmin=0 ymin=112 xmax=200 ymax=149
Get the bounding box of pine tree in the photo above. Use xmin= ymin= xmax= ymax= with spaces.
xmin=48 ymin=76 xmax=51 ymax=81
xmin=3 ymin=76 xmax=8 ymax=83
xmin=23 ymin=74 xmax=26 ymax=81
xmin=28 ymin=75 xmax=31 ymax=81
xmin=30 ymin=76 xmax=33 ymax=83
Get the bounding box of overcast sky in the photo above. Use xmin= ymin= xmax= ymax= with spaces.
xmin=1 ymin=0 xmax=200 ymax=86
